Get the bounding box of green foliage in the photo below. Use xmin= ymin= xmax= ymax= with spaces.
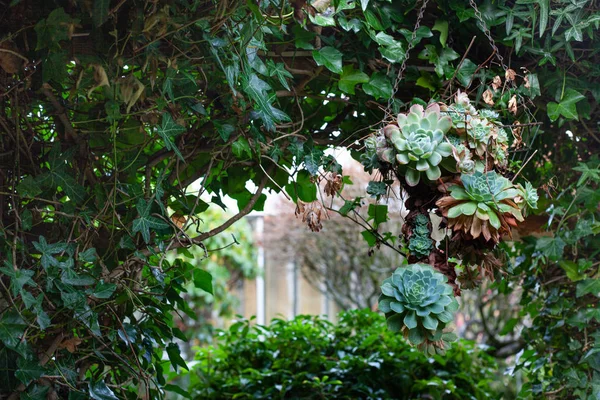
xmin=186 ymin=310 xmax=498 ymax=399
xmin=0 ymin=0 xmax=598 ymax=397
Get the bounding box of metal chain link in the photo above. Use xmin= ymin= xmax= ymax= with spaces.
xmin=468 ymin=0 xmax=508 ymax=72
xmin=386 ymin=0 xmax=429 ymax=116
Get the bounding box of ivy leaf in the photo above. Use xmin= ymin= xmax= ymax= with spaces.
xmin=20 ymin=290 xmax=38 ymax=309
xmin=368 ymin=204 xmax=388 ymax=228
xmin=538 ymin=0 xmax=549 ymax=37
xmin=132 ymin=198 xmax=170 ymax=244
xmin=92 ymin=0 xmax=110 ymax=27
xmin=360 ymin=0 xmax=369 ymax=11
xmin=61 ymin=268 xmax=96 ymax=286
xmin=267 ymin=60 xmax=293 ymax=90
xmin=164 ymin=385 xmax=191 ymax=399
xmin=547 ymin=89 xmax=585 ymax=121
xmin=157 ymin=113 xmax=186 ymax=162
xmin=0 ymin=266 xmax=35 ymax=296
xmin=576 ymin=279 xmax=600 ymax=298
xmin=36 ymin=310 xmax=51 ymax=330
xmin=454 ymin=59 xmax=477 ymax=87
xmin=366 ymin=181 xmax=387 ymax=197
xmin=285 ymin=170 xmax=317 ymax=202
xmin=33 ymin=236 xmax=67 ymax=270
xmin=432 ymin=19 xmax=448 ymax=47
xmin=363 ymin=73 xmax=393 ymax=100
xmin=243 ymin=73 xmax=289 ymax=131
xmin=313 ymin=47 xmax=343 ymax=74
xmin=559 ymin=261 xmax=587 ymax=282
xmin=166 ymin=343 xmax=189 ymax=372
xmin=573 ymin=162 xmax=600 ymax=186
xmin=21 ymin=385 xmax=49 ymax=400
xmin=339 ymin=197 xmax=362 ymax=216
xmin=0 ymin=311 xmax=26 ymax=349
xmin=523 ymin=73 xmax=541 ymax=98
xmin=214 ymin=120 xmax=236 ymax=142
xmin=92 ymin=282 xmax=117 ymax=299
xmin=16 ymin=176 xmax=42 ymax=198
xmin=304 ymin=148 xmax=323 ymax=176
xmin=309 ymin=13 xmax=336 ymax=27
xmin=361 ymin=230 xmax=377 ymax=247
xmin=232 ymin=137 xmax=252 ymax=159
xmin=15 ymin=358 xmax=46 ymax=385
xmin=193 ymin=269 xmax=213 ymax=294
xmin=338 ymin=65 xmax=369 ymax=94
xmin=89 ymin=380 xmax=118 ymax=400
xmin=379 ymin=42 xmax=405 ymax=63
xmin=535 ymin=236 xmax=566 ymax=261
xmin=79 ymin=248 xmax=97 ymax=263
xmin=34 ymin=8 xmax=78 ymax=50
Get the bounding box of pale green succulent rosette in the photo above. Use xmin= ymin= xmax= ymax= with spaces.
xmin=386 ymin=104 xmax=453 ymax=186
xmin=448 ymin=171 xmax=524 ymax=230
xmin=379 ymin=264 xmax=459 ymax=353
xmin=466 ymin=118 xmax=493 ymax=156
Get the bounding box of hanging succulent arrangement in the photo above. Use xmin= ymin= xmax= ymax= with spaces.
xmin=367 ymin=90 xmax=539 ymax=355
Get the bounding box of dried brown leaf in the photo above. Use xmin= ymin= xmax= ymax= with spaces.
xmin=508 ymin=95 xmax=518 ymax=115
xmin=324 ymin=174 xmax=342 ymax=197
xmin=505 ymin=69 xmax=516 ymax=82
xmin=59 ymin=337 xmax=82 ymax=353
xmin=0 ymin=42 xmax=23 ymax=74
xmin=482 ymin=89 xmax=494 ymax=106
xmin=491 ymin=75 xmax=502 ymax=91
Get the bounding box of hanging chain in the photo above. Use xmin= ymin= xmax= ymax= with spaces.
xmin=386 ymin=0 xmax=429 ymax=116
xmin=468 ymin=0 xmax=508 ymax=72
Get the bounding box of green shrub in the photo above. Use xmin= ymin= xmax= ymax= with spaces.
xmin=187 ymin=310 xmax=498 ymax=399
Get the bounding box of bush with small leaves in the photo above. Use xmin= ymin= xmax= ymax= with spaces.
xmin=185 ymin=310 xmax=499 ymax=399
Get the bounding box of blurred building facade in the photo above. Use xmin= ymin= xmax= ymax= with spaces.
xmin=232 ymin=214 xmax=339 ymax=324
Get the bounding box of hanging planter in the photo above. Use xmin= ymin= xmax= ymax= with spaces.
xmin=365 ymin=90 xmax=539 ymax=355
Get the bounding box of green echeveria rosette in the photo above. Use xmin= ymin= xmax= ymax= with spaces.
xmin=385 ymin=104 xmax=453 ymax=186
xmin=408 ymin=236 xmax=433 ymax=259
xmin=466 ymin=118 xmax=493 ymax=157
xmin=409 ymin=214 xmax=433 ymax=259
xmin=450 ymin=171 xmax=524 ymax=227
xmin=379 ymin=264 xmax=459 ymax=353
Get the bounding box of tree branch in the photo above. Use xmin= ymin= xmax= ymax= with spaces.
xmin=140 ymin=170 xmax=270 ymax=256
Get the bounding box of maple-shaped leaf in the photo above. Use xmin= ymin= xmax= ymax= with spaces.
xmin=243 ymin=73 xmax=289 ymax=132
xmin=157 ymin=113 xmax=186 ymax=162
xmin=32 ymin=236 xmax=67 ymax=270
xmin=573 ymin=162 xmax=600 ymax=186
xmin=132 ymin=198 xmax=170 ymax=243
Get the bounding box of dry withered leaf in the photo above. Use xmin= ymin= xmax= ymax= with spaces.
xmin=482 ymin=89 xmax=494 ymax=106
xmin=492 ymin=75 xmax=502 ymax=91
xmin=120 ymin=74 xmax=145 ymax=113
xmin=87 ymin=64 xmax=110 ymax=97
xmin=511 ymin=120 xmax=523 ymax=147
xmin=523 ymin=75 xmax=530 ymax=89
xmin=0 ymin=41 xmax=24 ymax=74
xmin=171 ymin=214 xmax=186 ymax=229
xmin=295 ymin=200 xmax=327 ymax=232
xmin=505 ymin=69 xmax=516 ymax=82
xmin=508 ymin=95 xmax=518 ymax=115
xmin=59 ymin=337 xmax=82 ymax=353
xmin=324 ymin=173 xmax=342 ymax=197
